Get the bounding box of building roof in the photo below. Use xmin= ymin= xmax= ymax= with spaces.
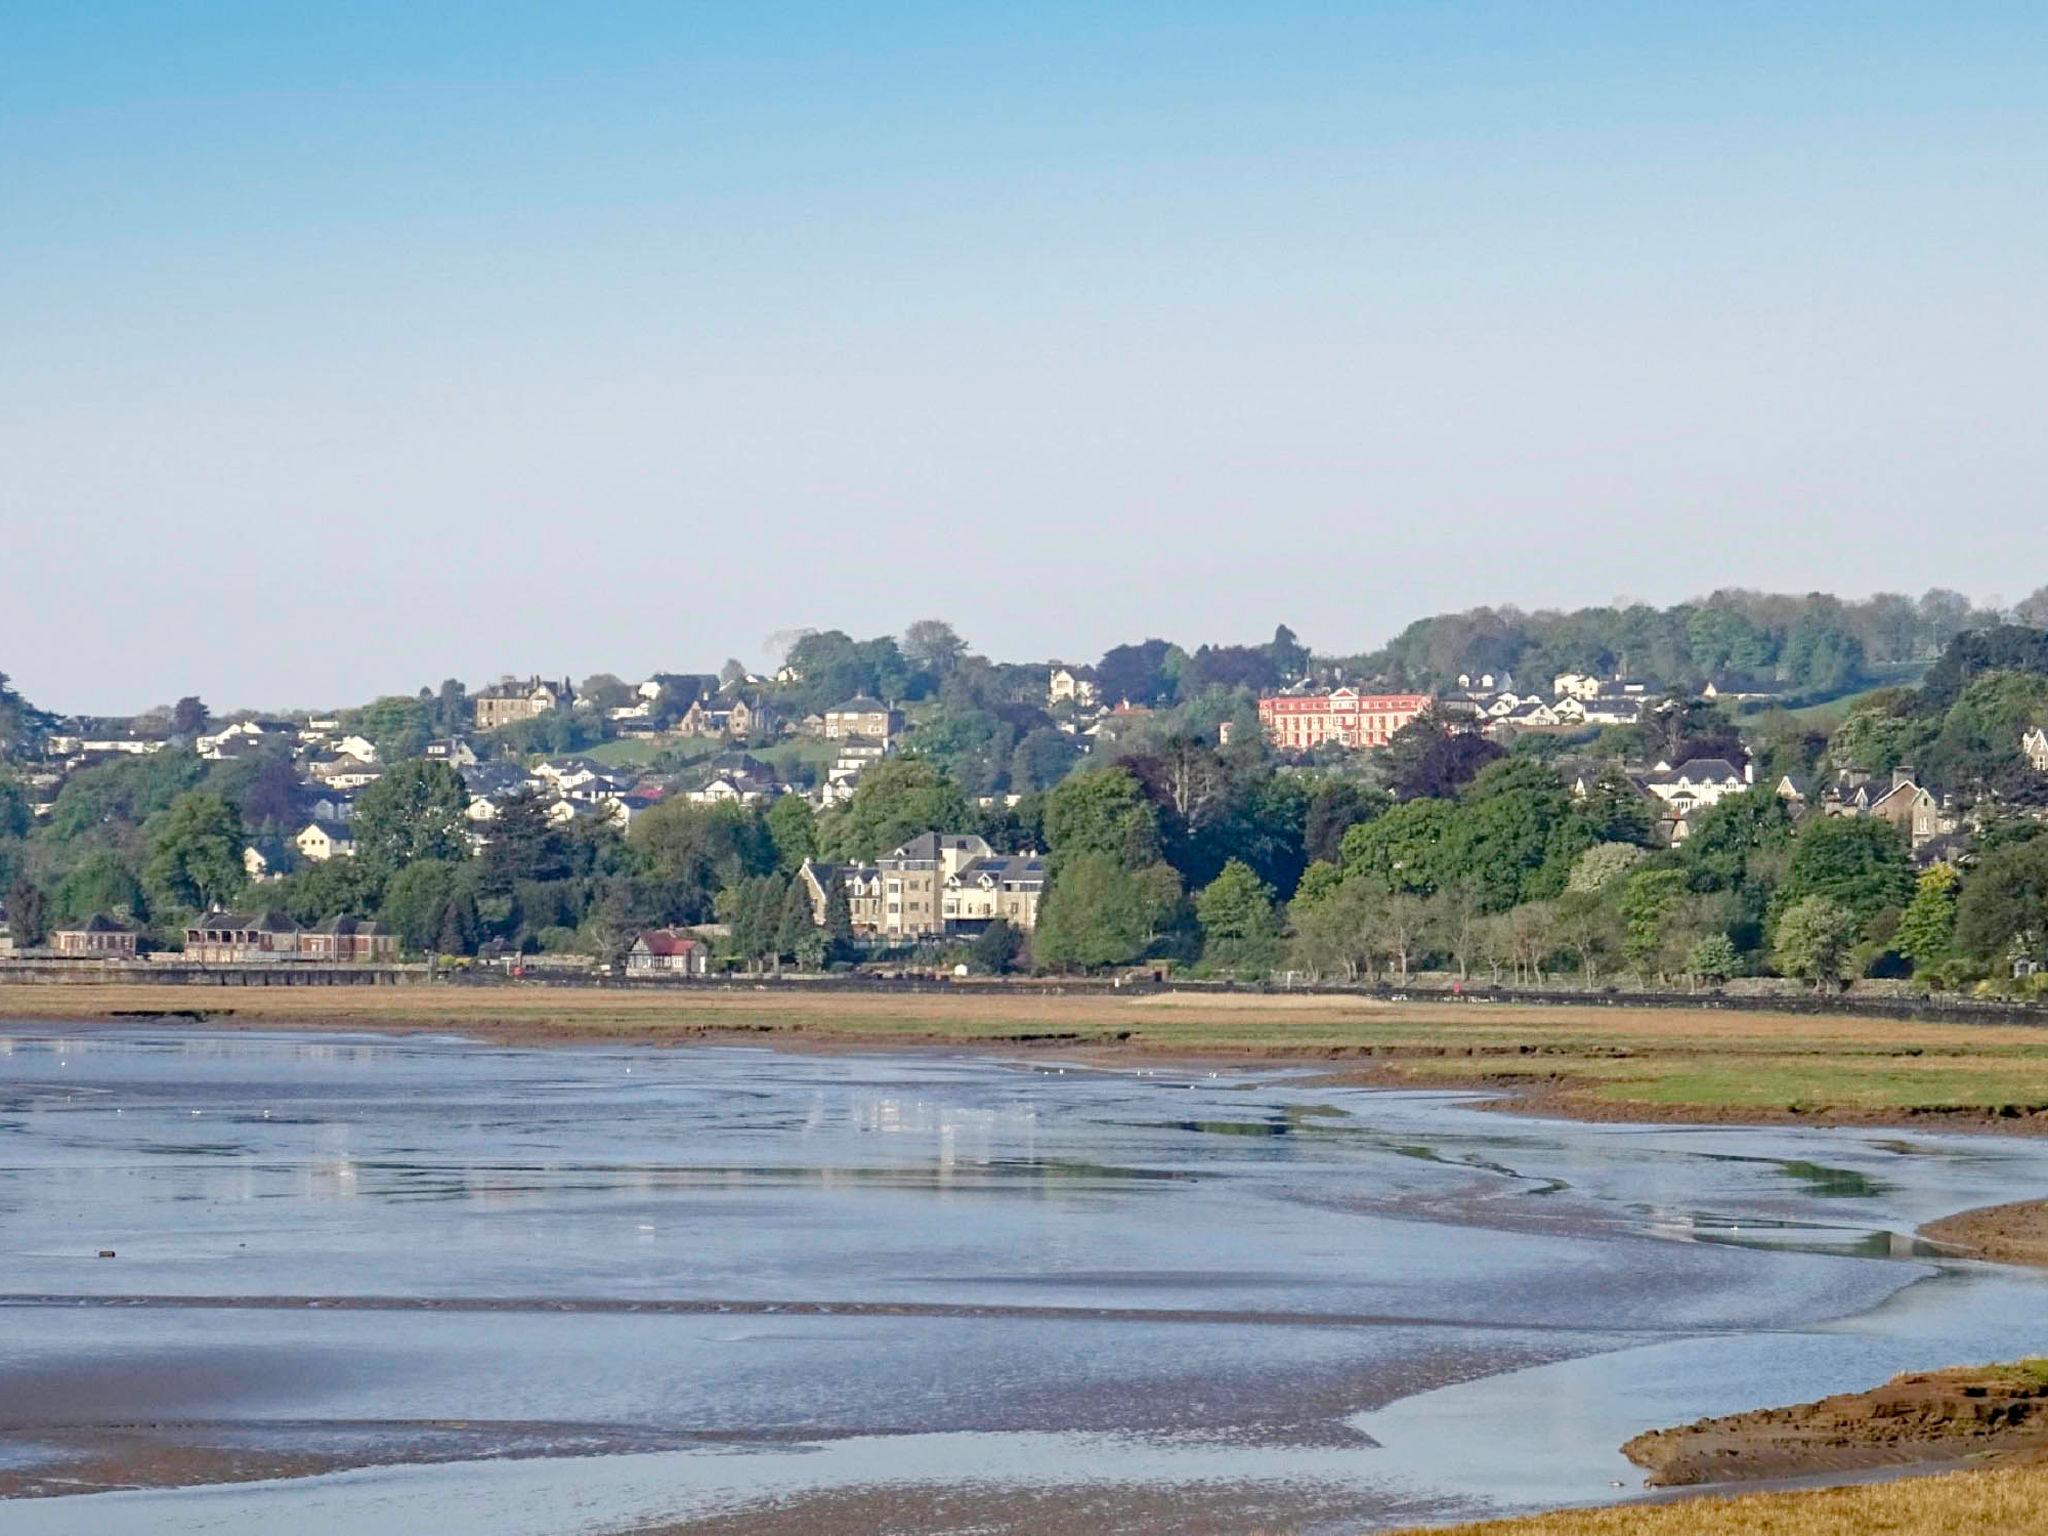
xmin=58 ymin=912 xmax=131 ymax=935
xmin=828 ymin=695 xmax=890 ymax=714
xmin=633 ymin=928 xmax=702 ymax=956
xmin=189 ymin=908 xmax=302 ymax=934
xmin=885 ymin=832 xmax=993 ymax=863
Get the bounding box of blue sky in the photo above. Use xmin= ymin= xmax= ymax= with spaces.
xmin=5 ymin=3 xmax=2045 ymax=711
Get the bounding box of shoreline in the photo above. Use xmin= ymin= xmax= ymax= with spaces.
xmin=7 ymin=981 xmax=2048 ymax=1137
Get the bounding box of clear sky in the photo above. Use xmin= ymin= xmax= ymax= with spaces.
xmin=4 ymin=3 xmax=2044 ymax=714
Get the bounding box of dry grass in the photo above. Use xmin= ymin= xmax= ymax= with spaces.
xmin=5 ymin=984 xmax=2048 ymax=1126
xmin=1387 ymin=1464 xmax=2048 ymax=1535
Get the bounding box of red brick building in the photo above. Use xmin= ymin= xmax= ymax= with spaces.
xmin=1258 ymin=689 xmax=1431 ymax=752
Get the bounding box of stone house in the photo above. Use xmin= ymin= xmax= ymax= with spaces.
xmin=823 ymin=696 xmax=901 ymax=741
xmin=473 ymin=677 xmax=575 ymax=732
xmin=50 ymin=913 xmax=138 ymax=958
xmin=2025 ymin=727 xmax=2048 ymax=773
xmin=800 ymin=833 xmax=1042 ymax=941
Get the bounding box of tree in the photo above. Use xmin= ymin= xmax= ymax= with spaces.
xmin=818 ymin=758 xmax=972 ymax=863
xmin=1567 ymin=842 xmax=1646 ymax=894
xmin=143 ymin=792 xmax=246 ymax=913
xmin=1095 ymin=639 xmax=1179 ymax=708
xmin=1553 ymin=889 xmax=1619 ymax=985
xmin=1895 ymin=863 xmax=1961 ymax=974
xmin=1425 ymin=882 xmax=1485 ymax=980
xmin=971 ymin=917 xmax=1024 ymax=975
xmin=435 ymin=888 xmax=481 ymax=956
xmin=1195 ymin=860 xmax=1281 ymax=974
xmin=55 ymin=850 xmax=146 ymax=924
xmin=380 ymin=859 xmax=468 ymax=952
xmin=1287 ymin=873 xmax=1379 ymax=982
xmin=170 ymin=696 xmax=210 ymax=738
xmin=1955 ymin=839 xmax=2048 ymax=967
xmin=821 ymin=877 xmax=856 ymax=958
xmin=1042 ymin=769 xmax=1162 ymax=871
xmin=632 ymin=799 xmax=764 ymax=920
xmin=1035 ymin=852 xmax=1175 ymax=971
xmin=2015 ymin=584 xmax=2048 ymax=630
xmin=1686 ymin=932 xmax=1741 ymax=987
xmin=775 ymin=877 xmax=815 ymax=963
xmin=1618 ymin=867 xmax=1686 ymax=982
xmin=1009 ymin=727 xmax=1080 ymax=794
xmin=717 ymin=874 xmax=790 ymax=970
xmin=1303 ymin=779 xmax=1388 ymax=865
xmin=1774 ymin=895 xmax=1860 ymax=990
xmin=1777 ymin=816 xmax=1913 ymax=928
xmin=764 ymin=794 xmax=818 ymax=874
xmin=352 ymin=761 xmax=470 ymax=874
xmin=1577 ymin=764 xmax=1657 ymax=846
xmin=1380 ymin=713 xmax=1503 ymax=800
xmin=1505 ymin=901 xmax=1557 ymax=985
xmin=349 ymin=695 xmax=432 ymax=761
xmin=902 ymin=619 xmax=970 ymax=679
xmin=482 ymin=789 xmax=572 ymax=888
xmin=5 ymin=877 xmax=49 ymax=947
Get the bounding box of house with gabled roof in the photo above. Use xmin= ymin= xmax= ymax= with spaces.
xmin=626 ymin=927 xmax=709 ymax=976
xmin=51 ymin=913 xmax=138 ymax=958
xmin=2025 ymin=727 xmax=2048 ymax=773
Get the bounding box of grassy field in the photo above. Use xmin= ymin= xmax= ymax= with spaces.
xmin=4 ymin=985 xmax=2048 ymax=1126
xmin=1387 ymin=1464 xmax=2048 ymax=1535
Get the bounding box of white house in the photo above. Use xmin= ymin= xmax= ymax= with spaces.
xmin=2024 ymin=727 xmax=2048 ymax=773
xmin=1641 ymin=757 xmax=1752 ymax=811
xmin=295 ymin=822 xmax=355 ymax=862
xmin=1047 ymin=664 xmax=1101 ymax=710
xmin=332 ymin=735 xmax=380 ymax=764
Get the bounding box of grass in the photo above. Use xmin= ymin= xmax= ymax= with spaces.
xmin=5 ymin=987 xmax=2048 ymax=1125
xmin=1385 ymin=1465 xmax=2048 ymax=1535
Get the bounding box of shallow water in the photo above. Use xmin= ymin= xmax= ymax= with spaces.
xmin=1 ymin=1024 xmax=2045 ymax=1533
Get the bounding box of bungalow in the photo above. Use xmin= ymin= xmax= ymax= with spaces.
xmin=183 ymin=910 xmax=305 ymax=964
xmin=299 ymin=915 xmax=398 ymax=963
xmin=50 ymin=913 xmax=138 ymax=958
xmin=295 ymin=821 xmax=355 ymax=862
xmin=626 ymin=928 xmax=709 ymax=976
xmin=307 ymin=757 xmax=382 ymax=790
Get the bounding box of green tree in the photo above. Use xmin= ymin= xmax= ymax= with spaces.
xmin=821 ymin=876 xmax=856 ymax=958
xmin=1195 ymin=859 xmax=1281 ymax=974
xmin=1553 ymin=888 xmax=1620 ymax=984
xmin=1954 ymin=839 xmax=2048 ymax=968
xmin=352 ymin=761 xmax=470 ymax=874
xmin=1034 ymin=852 xmax=1176 ymax=971
xmin=380 ymin=859 xmax=469 ymax=952
xmin=774 ymin=876 xmax=815 ymax=961
xmin=1894 ymin=863 xmax=1961 ymax=974
xmin=764 ymin=794 xmax=818 ymax=874
xmin=1567 ymin=841 xmax=1646 ymax=894
xmin=1777 ymin=816 xmax=1913 ymax=928
xmin=55 ymin=850 xmax=147 ymax=924
xmin=970 ymin=917 xmax=1024 ymax=974
xmin=348 ymin=695 xmax=432 ymax=760
xmin=1041 ymin=768 xmax=1162 ymax=871
xmin=1576 ymin=764 xmax=1657 ymax=846
xmin=5 ymin=877 xmax=49 ymax=947
xmin=632 ymin=800 xmax=763 ymax=920
xmin=901 ymin=618 xmax=970 ymax=679
xmin=480 ymin=789 xmax=572 ymax=888
xmin=143 ymin=792 xmax=246 ymax=913
xmin=1618 ymin=866 xmax=1686 ymax=981
xmin=717 ymin=873 xmax=790 ymax=970
xmin=1774 ymin=895 xmax=1860 ymax=990
xmin=1686 ymin=932 xmax=1741 ymax=986
xmin=818 ymin=758 xmax=972 ymax=863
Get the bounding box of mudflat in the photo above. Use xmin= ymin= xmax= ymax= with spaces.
xmin=8 ymin=981 xmax=2048 ymax=1132
xmin=1620 ymin=1360 xmax=2048 ymax=1488
xmin=1921 ymin=1198 xmax=2048 ymax=1267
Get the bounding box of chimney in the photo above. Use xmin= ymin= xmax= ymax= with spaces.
xmin=1894 ymin=764 xmax=1915 ymax=791
xmin=1743 ymin=754 xmax=1754 ymax=785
